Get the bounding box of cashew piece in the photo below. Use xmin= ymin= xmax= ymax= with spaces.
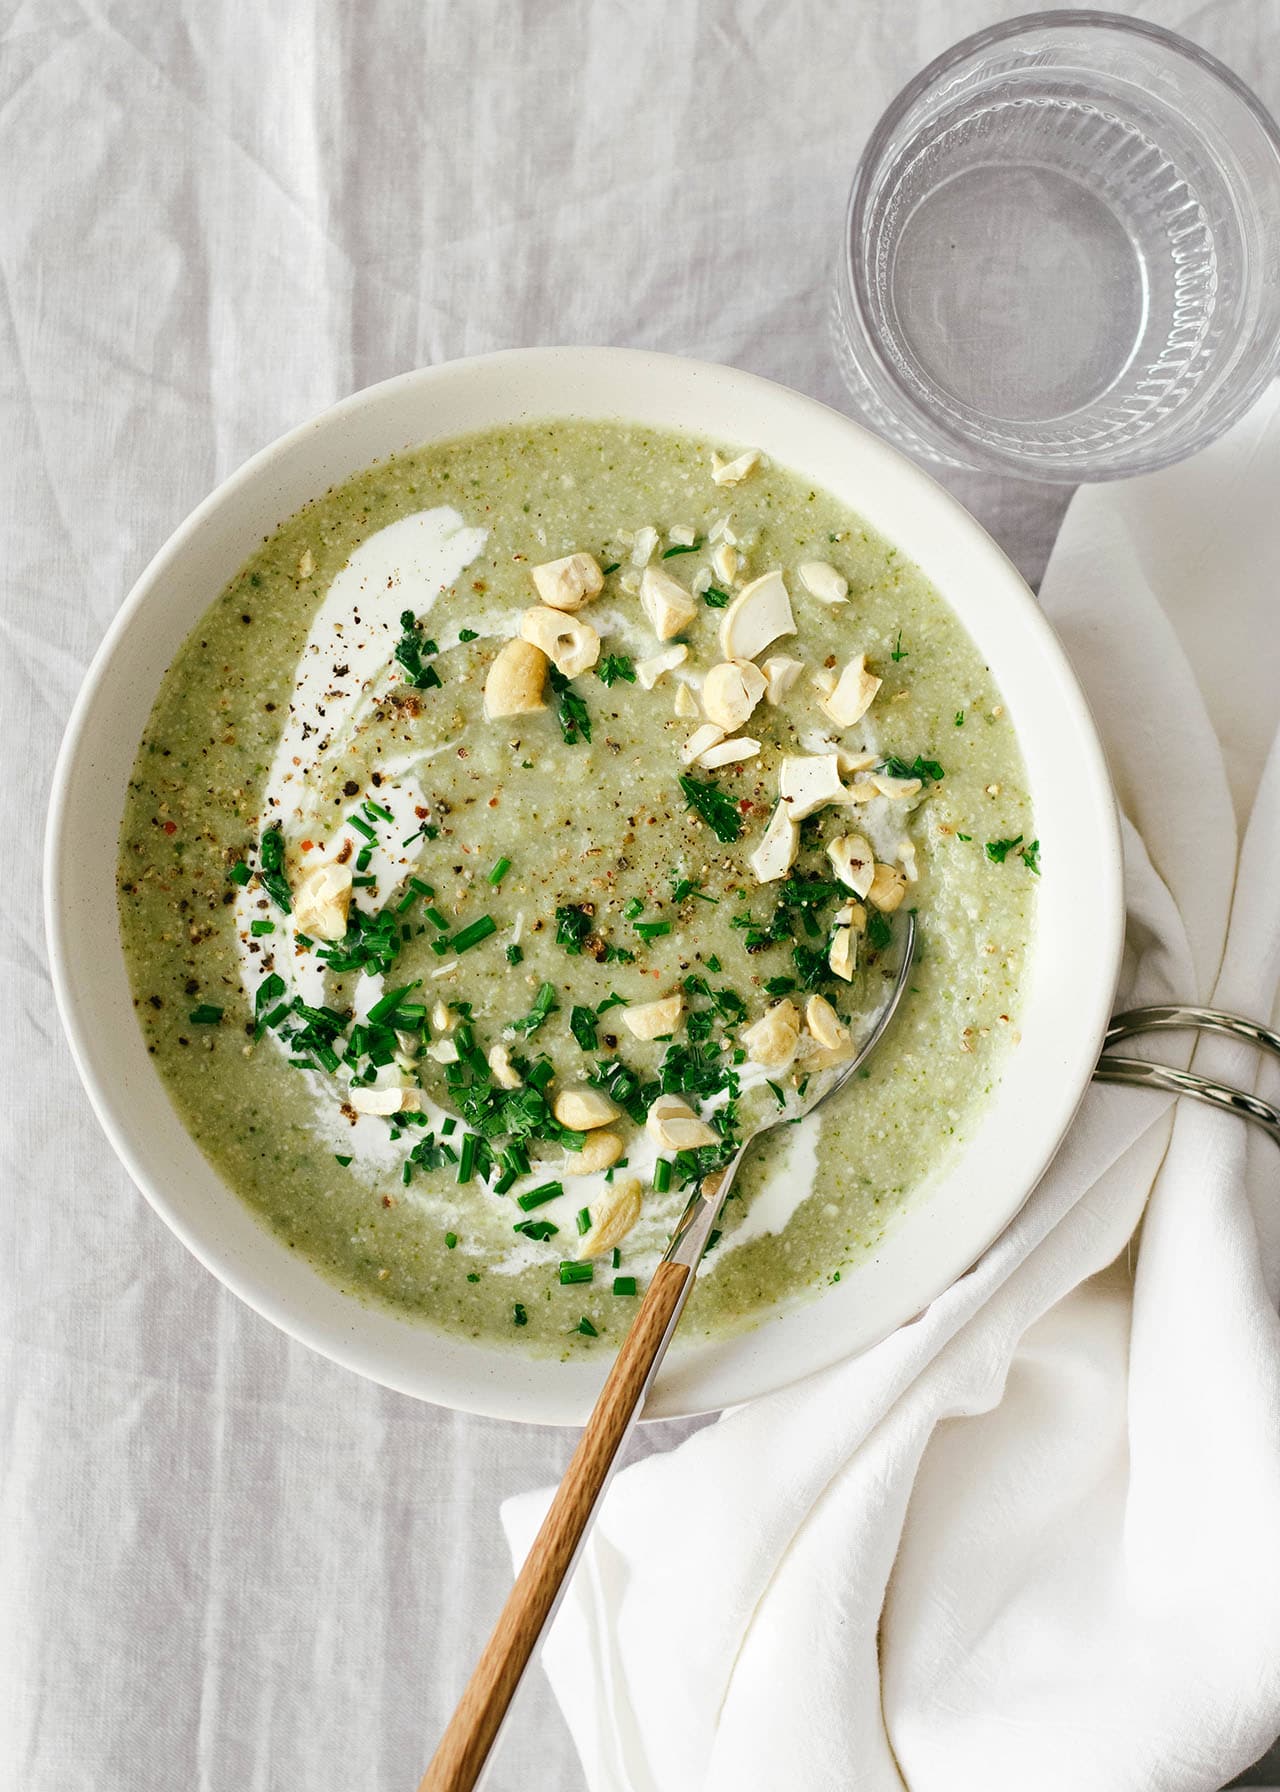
xmin=484 ymin=638 xmax=548 ymax=718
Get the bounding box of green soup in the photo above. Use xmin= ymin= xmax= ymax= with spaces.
xmin=118 ymin=422 xmax=1036 ymax=1355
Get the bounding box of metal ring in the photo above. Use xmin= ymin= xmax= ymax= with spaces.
xmin=1093 ymin=1054 xmax=1280 ymax=1148
xmin=1106 ymin=1003 xmax=1280 ymax=1062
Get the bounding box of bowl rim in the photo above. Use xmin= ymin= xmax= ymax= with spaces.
xmin=45 ymin=345 xmax=1124 ymax=1423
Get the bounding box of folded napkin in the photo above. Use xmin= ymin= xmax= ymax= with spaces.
xmin=504 ymin=388 xmax=1280 ymax=1792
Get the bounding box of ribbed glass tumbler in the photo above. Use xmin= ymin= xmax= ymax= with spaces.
xmin=831 ymin=11 xmax=1280 ymax=480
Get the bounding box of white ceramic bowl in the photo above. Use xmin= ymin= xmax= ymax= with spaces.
xmin=45 ymin=348 xmax=1123 ymax=1424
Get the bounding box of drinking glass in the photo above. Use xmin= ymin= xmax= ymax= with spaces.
xmin=830 ymin=12 xmax=1280 ymax=480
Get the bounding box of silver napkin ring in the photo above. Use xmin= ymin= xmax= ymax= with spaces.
xmin=1094 ymin=1004 xmax=1280 ymax=1148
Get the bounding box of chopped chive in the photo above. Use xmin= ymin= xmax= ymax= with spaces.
xmin=363 ymin=798 xmax=395 ymax=824
xmin=577 ymin=1316 xmax=598 ymax=1337
xmin=440 ymin=1117 xmax=457 ymax=1137
xmin=634 ymin=920 xmax=672 ymax=941
xmin=249 ymin=919 xmax=275 ymax=937
xmin=559 ymin=1261 xmax=593 ymax=1284
xmin=228 ymin=860 xmax=252 ymax=886
xmin=425 ymin=906 xmax=450 ymax=930
xmin=488 ymin=856 xmax=512 ymax=886
xmin=401 ymin=1161 xmax=412 ymax=1185
xmin=623 ymin=897 xmax=644 ymax=921
xmin=334 ymin=1154 xmax=352 ymax=1167
xmin=890 ymin=631 xmax=908 ymax=662
xmin=652 ymin=1158 xmax=672 ymax=1194
xmin=348 ymin=813 xmax=378 ymax=843
xmin=188 ymin=1003 xmax=223 ymax=1024
xmin=457 ymin=1134 xmax=478 ymax=1184
xmin=575 ymin=1206 xmax=592 ymax=1236
xmin=513 ymin=1218 xmax=558 ymax=1241
xmin=445 ymin=1231 xmax=458 ymax=1249
xmin=511 ymin=981 xmax=558 ymax=1035
xmin=611 ymin=1247 xmax=622 ymax=1269
xmin=506 ymin=943 xmax=524 ymax=965
xmin=259 ymin=825 xmax=284 ymax=873
xmin=351 ymin=875 xmax=376 ymax=888
xmin=612 ymin=1277 xmax=637 ymax=1296
xmin=954 ymin=710 xmax=965 ymax=726
xmin=368 ymin=982 xmax=420 ymax=1024
xmin=513 ymin=1303 xmax=528 ymax=1326
xmin=396 ymin=878 xmax=433 ymax=914
xmin=601 ymin=561 xmax=621 ymax=575
xmin=355 ymin=845 xmax=373 ymax=873
xmin=516 ymin=1180 xmax=564 ymax=1212
xmin=661 ymin=539 xmax=701 ymax=558
xmin=451 ymin=915 xmax=497 ymax=954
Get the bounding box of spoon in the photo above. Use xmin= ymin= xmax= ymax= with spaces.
xmin=420 ymin=912 xmax=917 ymax=1792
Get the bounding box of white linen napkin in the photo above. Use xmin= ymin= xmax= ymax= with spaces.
xmin=503 ymin=388 xmax=1280 ymax=1792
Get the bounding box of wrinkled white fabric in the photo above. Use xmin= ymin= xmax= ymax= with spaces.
xmin=503 ymin=387 xmax=1280 ymax=1792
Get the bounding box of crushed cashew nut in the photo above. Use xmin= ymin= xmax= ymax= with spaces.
xmin=531 ymin=552 xmax=603 ymax=611
xmin=622 ymin=992 xmax=685 ymax=1041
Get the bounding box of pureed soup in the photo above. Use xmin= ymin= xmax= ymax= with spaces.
xmin=118 ymin=422 xmax=1037 ymax=1354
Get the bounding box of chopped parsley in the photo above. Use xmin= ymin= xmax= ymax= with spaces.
xmin=393 ymin=609 xmax=442 ymax=689
xmin=458 ymin=628 xmax=478 ymax=642
xmin=881 ymin=754 xmax=945 ymax=785
xmin=702 ymin=585 xmax=731 ymax=608
xmin=570 ymin=1005 xmax=598 ymax=1051
xmin=577 ymin=1316 xmax=598 ymax=1337
xmin=548 ymin=666 xmax=590 ymax=745
xmin=555 ymin=903 xmax=593 ymax=954
xmin=678 ymin=772 xmax=742 ymax=843
xmin=954 ymin=710 xmax=964 ymax=727
xmin=188 ymin=1003 xmax=223 ymax=1025
xmin=596 ymin=654 xmax=636 ymax=687
xmin=1022 ymin=839 xmax=1041 ymax=875
xmin=890 ymin=631 xmax=908 ymax=662
xmin=505 ymin=943 xmax=524 ymax=965
xmin=513 ymin=1303 xmax=528 ymax=1327
xmin=661 ymin=539 xmax=701 ymax=558
xmin=984 ymin=835 xmax=1023 ymax=864
xmin=866 ymin=909 xmax=893 ymax=952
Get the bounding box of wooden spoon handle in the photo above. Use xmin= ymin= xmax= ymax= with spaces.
xmin=419 ymin=1257 xmax=693 ymax=1792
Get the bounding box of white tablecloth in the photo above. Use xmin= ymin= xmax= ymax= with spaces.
xmin=4 ymin=3 xmax=1277 ymax=1788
